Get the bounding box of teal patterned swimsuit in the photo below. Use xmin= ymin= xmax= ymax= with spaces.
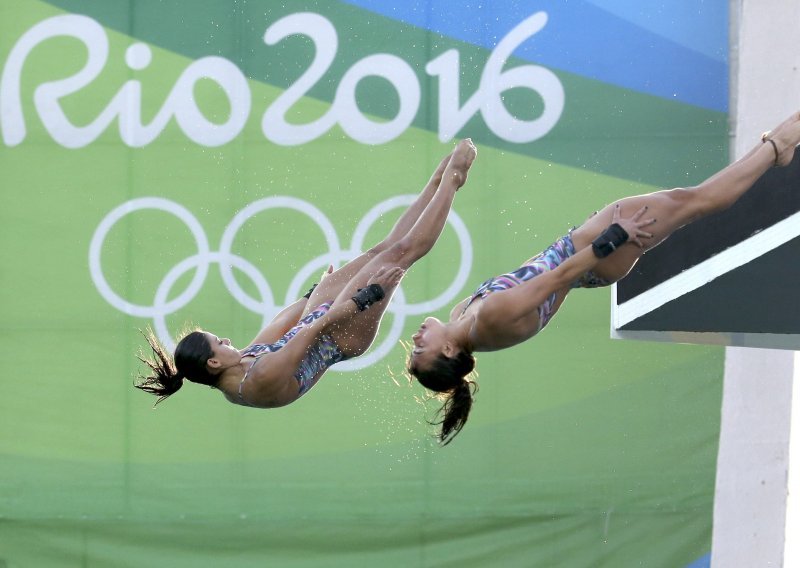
xmin=237 ymin=303 xmax=347 ymax=405
xmin=462 ymin=233 xmax=610 ymax=332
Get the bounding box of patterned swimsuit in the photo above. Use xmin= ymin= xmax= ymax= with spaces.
xmin=237 ymin=303 xmax=348 ymax=405
xmin=461 ymin=233 xmax=610 ymax=332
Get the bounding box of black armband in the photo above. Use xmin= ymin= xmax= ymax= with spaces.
xmin=303 ymin=283 xmax=318 ymax=299
xmin=351 ymin=284 xmax=385 ymax=311
xmin=591 ymin=223 xmax=629 ymax=258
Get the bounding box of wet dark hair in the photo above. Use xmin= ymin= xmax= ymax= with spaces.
xmin=135 ymin=328 xmax=218 ymax=405
xmin=408 ymin=350 xmax=477 ymax=446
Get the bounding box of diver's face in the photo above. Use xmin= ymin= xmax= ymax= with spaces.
xmin=409 ymin=317 xmax=448 ymax=372
xmin=203 ymin=332 xmax=240 ymax=370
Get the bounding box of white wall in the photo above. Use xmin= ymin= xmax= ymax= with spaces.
xmin=711 ymin=2 xmax=800 ymax=566
xmin=712 ymin=349 xmax=794 ymax=567
xmin=786 ymin=355 xmax=800 ymax=567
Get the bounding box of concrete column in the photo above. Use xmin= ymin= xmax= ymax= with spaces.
xmin=711 ymin=348 xmax=793 ymax=567
xmin=712 ymin=1 xmax=800 ymax=566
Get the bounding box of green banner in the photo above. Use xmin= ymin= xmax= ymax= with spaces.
xmin=1 ymin=1 xmax=726 ymax=566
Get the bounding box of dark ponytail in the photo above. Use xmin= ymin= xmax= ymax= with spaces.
xmin=135 ymin=328 xmax=217 ymax=405
xmin=409 ymin=350 xmax=477 ymax=445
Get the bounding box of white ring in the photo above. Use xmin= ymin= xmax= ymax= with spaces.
xmin=88 ymin=197 xmax=210 ymax=318
xmin=218 ymin=196 xmax=342 ymax=310
xmin=152 ymin=252 xmax=275 ymax=351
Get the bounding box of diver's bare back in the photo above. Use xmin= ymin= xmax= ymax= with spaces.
xmin=455 ymin=287 xmax=569 ymax=352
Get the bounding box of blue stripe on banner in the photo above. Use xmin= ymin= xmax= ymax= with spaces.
xmin=340 ymin=0 xmax=728 ymax=112
xmin=582 ymin=0 xmax=727 ymax=62
xmin=685 ymin=553 xmax=711 ymax=568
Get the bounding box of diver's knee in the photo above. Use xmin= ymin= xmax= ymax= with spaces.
xmin=365 ymin=242 xmax=388 ymax=256
xmin=388 ymin=238 xmax=415 ymax=262
xmin=665 ymin=187 xmax=708 ymax=219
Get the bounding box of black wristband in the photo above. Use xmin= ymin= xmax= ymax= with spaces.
xmin=351 ymin=284 xmax=385 ymax=311
xmin=303 ymin=283 xmax=318 ymax=299
xmin=591 ymin=223 xmax=629 ymax=258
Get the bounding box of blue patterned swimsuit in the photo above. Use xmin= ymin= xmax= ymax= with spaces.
xmin=237 ymin=303 xmax=347 ymax=405
xmin=462 ymin=233 xmax=610 ymax=332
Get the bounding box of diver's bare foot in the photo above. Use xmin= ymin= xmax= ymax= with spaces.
xmin=443 ymin=138 xmax=477 ymax=190
xmin=762 ymin=111 xmax=800 ymax=167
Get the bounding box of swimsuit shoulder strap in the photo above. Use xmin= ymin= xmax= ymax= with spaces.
xmin=460 ymin=278 xmax=495 ymax=316
xmin=238 ymin=355 xmax=263 ymax=406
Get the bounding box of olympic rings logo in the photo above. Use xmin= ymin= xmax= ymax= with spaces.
xmin=89 ymin=196 xmax=473 ymax=370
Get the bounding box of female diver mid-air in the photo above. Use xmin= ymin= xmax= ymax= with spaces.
xmin=407 ymin=112 xmax=800 ymax=445
xmin=136 ymin=139 xmax=477 ymax=408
